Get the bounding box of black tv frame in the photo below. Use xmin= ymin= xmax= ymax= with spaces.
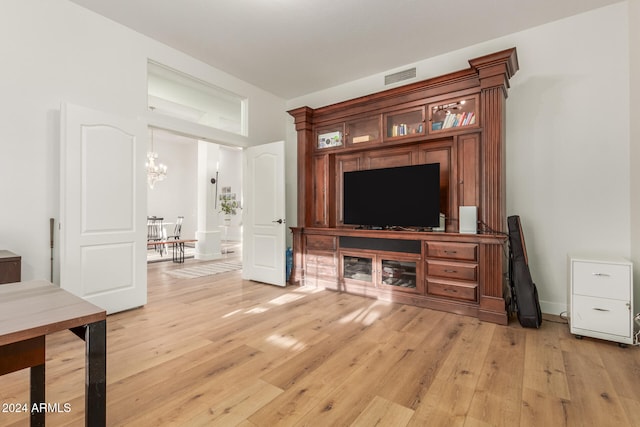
xmin=343 ymin=163 xmax=440 ymax=230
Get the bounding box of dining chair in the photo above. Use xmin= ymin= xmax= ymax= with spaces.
xmin=166 ymin=216 xmax=183 ymax=240
xmin=147 ymin=216 xmax=165 ymax=255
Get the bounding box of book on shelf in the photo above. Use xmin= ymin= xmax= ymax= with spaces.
xmin=352 ymin=135 xmax=371 ymax=143
xmin=440 ymin=111 xmax=475 ymax=129
xmin=465 ymin=112 xmax=476 ymax=125
xmin=442 ymin=113 xmax=454 ymax=129
xmin=389 ymin=122 xmax=426 ymax=136
xmin=390 ymin=124 xmax=408 ymax=137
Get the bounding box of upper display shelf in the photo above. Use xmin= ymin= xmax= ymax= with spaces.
xmin=293 ymin=48 xmax=519 ymax=153
xmin=429 ymin=95 xmax=478 ymax=133
xmin=313 ymin=94 xmax=479 ymax=150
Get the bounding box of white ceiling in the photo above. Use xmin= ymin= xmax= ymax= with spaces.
xmin=70 ymin=0 xmax=623 ymax=99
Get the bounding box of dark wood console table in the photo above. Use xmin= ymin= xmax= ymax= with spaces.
xmin=0 ymin=280 xmax=106 ymax=426
xmin=0 ymin=250 xmax=21 ymax=284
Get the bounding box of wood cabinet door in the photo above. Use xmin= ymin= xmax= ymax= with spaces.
xmin=418 ymin=141 xmax=453 ymax=231
xmin=363 ymin=145 xmax=419 ymax=169
xmin=458 ymin=133 xmax=480 ymax=209
xmin=312 ymin=155 xmax=330 ymax=227
xmin=335 ymin=153 xmax=363 ymax=225
xmin=378 ymin=252 xmax=423 ymax=294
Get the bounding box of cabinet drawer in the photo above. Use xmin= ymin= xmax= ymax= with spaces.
xmin=305 ymin=252 xmax=337 ymax=267
xmin=571 ymin=295 xmax=631 ymax=337
xmin=426 ymin=260 xmax=477 ymax=282
xmin=305 ymin=251 xmax=337 ymax=286
xmin=305 ymin=235 xmax=337 ymax=251
xmin=427 ymin=279 xmax=477 ymax=302
xmin=306 ymin=263 xmax=338 ymax=279
xmin=426 ymin=242 xmax=478 ymax=262
xmin=572 ymin=261 xmax=630 ymax=300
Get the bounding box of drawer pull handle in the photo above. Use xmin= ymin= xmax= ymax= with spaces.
xmin=444 ymin=288 xmax=458 ymax=293
xmin=444 ymin=269 xmax=457 ymax=273
xmin=592 ymin=273 xmax=610 ymax=277
xmin=444 ymin=250 xmax=457 ymax=254
xmin=592 ymin=307 xmax=610 ymax=312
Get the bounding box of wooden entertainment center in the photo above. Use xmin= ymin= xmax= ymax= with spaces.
xmin=288 ymin=48 xmax=519 ymax=325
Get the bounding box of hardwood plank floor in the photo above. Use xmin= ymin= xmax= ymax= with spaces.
xmin=1 ymin=258 xmax=639 ymax=426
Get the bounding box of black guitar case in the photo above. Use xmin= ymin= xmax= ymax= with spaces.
xmin=507 ymin=215 xmax=542 ymax=328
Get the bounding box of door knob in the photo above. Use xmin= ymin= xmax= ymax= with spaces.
xmin=272 ymin=219 xmax=285 ymax=224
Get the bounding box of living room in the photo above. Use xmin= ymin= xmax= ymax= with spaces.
xmin=1 ymin=0 xmax=639 ymax=425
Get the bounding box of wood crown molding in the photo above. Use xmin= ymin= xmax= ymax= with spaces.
xmin=468 ymin=47 xmax=519 ymax=95
xmin=287 ymin=48 xmax=519 ymax=123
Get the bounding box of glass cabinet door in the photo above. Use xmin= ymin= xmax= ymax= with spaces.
xmin=342 ymin=254 xmax=373 ymax=283
xmin=429 ymin=96 xmax=478 ymax=133
xmin=346 ymin=116 xmax=381 ymax=146
xmin=316 ymin=124 xmax=345 ymax=150
xmin=384 ymin=108 xmax=425 ymax=139
xmin=380 ymin=259 xmax=417 ymax=290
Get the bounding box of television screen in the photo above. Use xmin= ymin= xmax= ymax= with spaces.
xmin=343 ymin=163 xmax=440 ymax=229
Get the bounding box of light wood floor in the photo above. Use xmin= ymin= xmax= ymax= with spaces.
xmin=1 ymin=258 xmax=639 ymax=426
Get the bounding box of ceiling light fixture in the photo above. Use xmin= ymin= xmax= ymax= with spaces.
xmin=146 ymin=128 xmax=167 ymax=189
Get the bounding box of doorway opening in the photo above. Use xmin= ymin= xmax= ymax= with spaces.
xmin=145 ymin=128 xmax=243 ymax=264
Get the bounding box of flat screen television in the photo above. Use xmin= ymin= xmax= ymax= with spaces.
xmin=343 ymin=163 xmax=440 ymax=229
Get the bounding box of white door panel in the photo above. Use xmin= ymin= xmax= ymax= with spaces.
xmin=60 ymin=103 xmax=147 ymax=313
xmin=82 ymin=126 xmax=134 ymax=232
xmin=243 ymin=141 xmax=286 ymax=286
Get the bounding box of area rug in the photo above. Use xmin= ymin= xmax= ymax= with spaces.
xmin=147 ymin=246 xmax=196 ymax=263
xmin=167 ymin=260 xmax=243 ymax=279
xmin=147 ymin=242 xmax=241 ymax=263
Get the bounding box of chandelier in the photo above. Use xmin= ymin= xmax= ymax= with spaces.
xmin=146 ymin=129 xmax=167 ymax=189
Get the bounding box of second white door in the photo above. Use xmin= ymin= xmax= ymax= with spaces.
xmin=242 ymin=141 xmax=286 ymax=286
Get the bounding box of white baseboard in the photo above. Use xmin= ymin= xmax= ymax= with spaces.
xmin=539 ymin=300 xmax=568 ymax=316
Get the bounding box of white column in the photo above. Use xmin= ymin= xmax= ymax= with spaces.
xmin=195 ymin=141 xmax=222 ymax=260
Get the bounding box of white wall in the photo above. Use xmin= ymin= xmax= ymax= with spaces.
xmin=146 ymin=136 xmax=243 ymax=244
xmin=217 ymin=147 xmax=243 ymax=242
xmin=629 ymin=0 xmax=640 ymax=312
xmin=0 ymin=0 xmax=285 ymax=282
xmin=146 ymin=131 xmax=199 ymax=240
xmin=507 ymin=4 xmax=630 ymax=314
xmin=286 ymin=3 xmax=633 ymax=315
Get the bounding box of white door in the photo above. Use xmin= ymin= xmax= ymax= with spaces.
xmin=242 ymin=141 xmax=286 ymax=286
xmin=60 ymin=103 xmax=147 ymax=313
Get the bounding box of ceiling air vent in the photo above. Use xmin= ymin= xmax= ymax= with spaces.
xmin=384 ymin=67 xmax=416 ymax=85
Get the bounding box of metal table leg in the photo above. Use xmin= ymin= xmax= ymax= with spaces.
xmin=86 ymin=320 xmax=106 ymax=427
xmin=30 ymin=363 xmax=45 ymax=427
xmin=72 ymin=320 xmax=106 ymax=427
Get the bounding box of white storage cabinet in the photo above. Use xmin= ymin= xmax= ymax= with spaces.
xmin=568 ymin=254 xmax=634 ymax=346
